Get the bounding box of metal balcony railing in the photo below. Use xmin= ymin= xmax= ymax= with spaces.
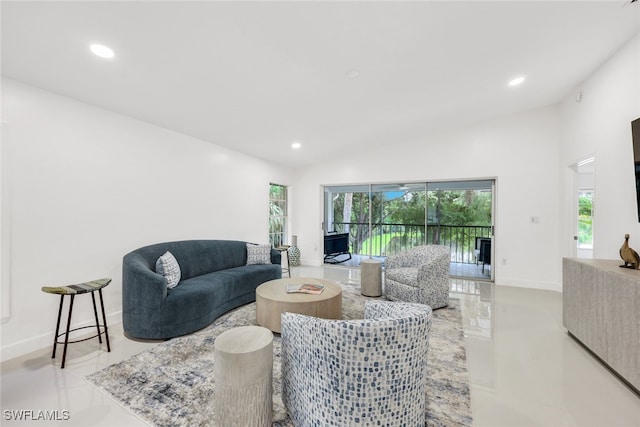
xmin=330 ymin=222 xmax=492 ymax=263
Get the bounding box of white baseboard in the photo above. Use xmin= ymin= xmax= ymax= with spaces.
xmin=0 ymin=310 xmax=122 ymax=363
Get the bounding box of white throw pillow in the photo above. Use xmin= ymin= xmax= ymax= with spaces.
xmin=246 ymin=243 xmax=272 ymax=265
xmin=156 ymin=251 xmax=181 ymax=289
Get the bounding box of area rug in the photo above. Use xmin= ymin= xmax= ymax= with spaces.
xmin=86 ymin=282 xmax=472 ymax=426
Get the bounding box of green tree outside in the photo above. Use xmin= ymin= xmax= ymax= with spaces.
xmin=578 ymin=192 xmax=593 ymax=246
xmin=332 ymin=188 xmax=492 ymax=257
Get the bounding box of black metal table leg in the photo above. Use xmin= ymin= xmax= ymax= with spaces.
xmin=91 ymin=292 xmax=103 ymax=344
xmin=60 ymin=294 xmax=75 ymax=369
xmin=52 ymin=295 xmax=65 ymax=359
xmin=285 ymin=251 xmax=291 ymax=278
xmin=98 ymin=289 xmax=111 ymax=352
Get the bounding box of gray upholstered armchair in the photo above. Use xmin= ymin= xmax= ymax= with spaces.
xmin=384 ymin=245 xmax=450 ymax=309
xmin=281 ymin=301 xmax=432 ymax=426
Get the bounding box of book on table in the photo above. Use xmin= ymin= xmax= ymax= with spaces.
xmin=286 ymin=283 xmax=325 ymax=295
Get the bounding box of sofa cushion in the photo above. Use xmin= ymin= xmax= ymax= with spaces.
xmin=385 ymin=267 xmax=419 ymax=287
xmin=246 ymin=243 xmax=272 ymax=265
xmin=156 ymin=251 xmax=181 ymax=289
xmin=169 ymin=265 xmax=281 ymax=312
xmin=215 ymin=264 xmax=282 ymax=289
xmin=165 ymin=273 xmax=233 ymax=316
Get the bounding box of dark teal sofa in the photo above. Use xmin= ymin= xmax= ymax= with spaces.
xmin=123 ymin=240 xmax=281 ymax=339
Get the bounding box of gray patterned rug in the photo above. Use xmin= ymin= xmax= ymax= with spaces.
xmin=86 ymin=282 xmax=472 ymax=426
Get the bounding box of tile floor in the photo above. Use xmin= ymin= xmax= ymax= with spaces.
xmin=1 ymin=265 xmax=639 ymax=426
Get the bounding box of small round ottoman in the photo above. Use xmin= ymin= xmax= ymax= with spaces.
xmin=360 ymin=258 xmax=382 ymax=297
xmin=214 ymin=326 xmax=274 ymax=426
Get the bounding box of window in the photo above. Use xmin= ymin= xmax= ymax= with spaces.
xmin=269 ymin=184 xmax=287 ymax=247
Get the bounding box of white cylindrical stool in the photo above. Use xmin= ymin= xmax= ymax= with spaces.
xmin=214 ymin=326 xmax=273 ymax=427
xmin=361 ymin=259 xmax=382 ymax=297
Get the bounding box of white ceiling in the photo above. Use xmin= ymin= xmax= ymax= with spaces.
xmin=2 ymin=1 xmax=640 ymax=168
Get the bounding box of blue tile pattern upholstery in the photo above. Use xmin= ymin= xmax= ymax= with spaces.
xmin=385 ymin=245 xmax=450 ymax=309
xmin=281 ymin=301 xmax=432 ymax=426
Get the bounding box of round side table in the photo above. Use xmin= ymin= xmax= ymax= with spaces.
xmin=41 ymin=278 xmax=111 ymax=369
xmin=214 ymin=326 xmax=274 ymax=427
xmin=360 ymin=259 xmax=382 ymax=297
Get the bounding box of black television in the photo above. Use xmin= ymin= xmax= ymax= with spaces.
xmin=633 ymin=117 xmax=640 ymax=221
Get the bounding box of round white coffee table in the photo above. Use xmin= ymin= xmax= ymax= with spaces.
xmin=256 ymin=277 xmax=342 ymax=333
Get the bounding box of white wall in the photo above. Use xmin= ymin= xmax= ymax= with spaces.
xmin=1 ymin=79 xmax=8 ymax=324
xmin=560 ymin=33 xmax=640 ymax=261
xmin=292 ymin=105 xmax=562 ymax=291
xmin=0 ymin=78 xmax=293 ymax=361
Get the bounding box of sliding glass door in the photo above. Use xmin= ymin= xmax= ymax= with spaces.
xmin=427 ymin=180 xmax=494 ymax=280
xmin=324 ymin=183 xmax=427 ymax=260
xmin=324 ymin=179 xmax=494 ymax=281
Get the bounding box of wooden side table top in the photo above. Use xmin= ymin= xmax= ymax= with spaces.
xmin=255 ymin=277 xmax=342 ymax=333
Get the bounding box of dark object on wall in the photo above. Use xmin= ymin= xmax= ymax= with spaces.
xmin=324 ymin=232 xmax=352 ymax=264
xmin=631 ymin=118 xmax=640 ymax=221
xmin=619 ymin=233 xmax=640 ymax=269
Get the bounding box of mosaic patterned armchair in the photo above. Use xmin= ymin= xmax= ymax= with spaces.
xmin=281 ymin=301 xmax=432 ymax=426
xmin=385 ymin=245 xmax=450 ymax=309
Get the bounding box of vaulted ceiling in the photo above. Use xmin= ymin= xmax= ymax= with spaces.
xmin=3 ymin=1 xmax=639 ymax=167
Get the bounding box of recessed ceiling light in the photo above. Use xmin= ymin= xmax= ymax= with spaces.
xmin=508 ymin=76 xmax=525 ymax=87
xmin=346 ymin=69 xmax=360 ymax=79
xmin=291 ymin=141 xmax=301 ymax=149
xmin=90 ymin=43 xmax=115 ymax=59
